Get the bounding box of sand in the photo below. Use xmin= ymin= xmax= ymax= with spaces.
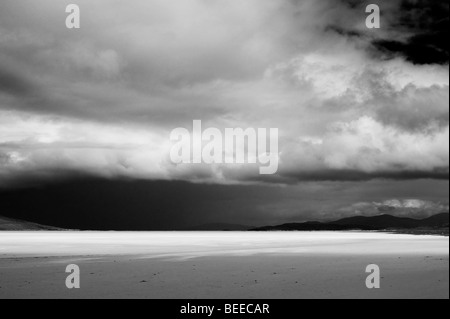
xmin=0 ymin=231 xmax=448 ymax=299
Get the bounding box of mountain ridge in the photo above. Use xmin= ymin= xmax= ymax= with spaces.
xmin=1 ymin=213 xmax=448 ymax=232
xmin=252 ymin=213 xmax=449 ymax=232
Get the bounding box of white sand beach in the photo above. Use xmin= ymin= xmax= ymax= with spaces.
xmin=0 ymin=231 xmax=448 ymax=299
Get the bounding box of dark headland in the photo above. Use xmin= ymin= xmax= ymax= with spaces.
xmin=251 ymin=213 xmax=449 ymax=236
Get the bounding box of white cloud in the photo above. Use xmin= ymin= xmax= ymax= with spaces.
xmin=0 ymin=111 xmax=170 ymax=185
xmin=0 ymin=0 xmax=448 ymax=186
xmin=338 ymin=199 xmax=449 ymax=219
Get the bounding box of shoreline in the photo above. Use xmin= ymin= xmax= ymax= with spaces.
xmin=1 ymin=228 xmax=449 ymax=238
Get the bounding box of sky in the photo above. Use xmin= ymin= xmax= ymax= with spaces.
xmin=0 ymin=0 xmax=448 ymax=229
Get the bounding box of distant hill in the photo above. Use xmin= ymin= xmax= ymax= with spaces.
xmin=0 ymin=216 xmax=62 ymax=231
xmin=331 ymin=215 xmax=420 ymax=229
xmin=252 ymin=213 xmax=449 ymax=232
xmin=2 ymin=213 xmax=448 ymax=232
xmin=183 ymin=223 xmax=254 ymax=231
xmin=421 ymin=213 xmax=450 ymax=227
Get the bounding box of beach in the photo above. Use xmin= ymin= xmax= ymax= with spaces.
xmin=0 ymin=232 xmax=448 ymax=299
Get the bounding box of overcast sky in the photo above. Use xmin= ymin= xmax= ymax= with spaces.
xmin=0 ymin=0 xmax=448 ymax=228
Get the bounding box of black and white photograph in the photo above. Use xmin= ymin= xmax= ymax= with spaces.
xmin=0 ymin=0 xmax=448 ymax=303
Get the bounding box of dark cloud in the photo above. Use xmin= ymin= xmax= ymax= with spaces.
xmin=0 ymin=179 xmax=285 ymax=230
xmin=372 ymin=0 xmax=449 ymax=64
xmin=0 ymin=69 xmax=36 ymax=96
xmin=373 ymin=37 xmax=449 ymax=65
xmin=279 ymin=169 xmax=450 ymax=182
xmin=0 ymin=1 xmax=448 ymax=196
xmin=325 ymin=25 xmax=363 ymax=38
xmin=327 ymin=0 xmax=449 ymax=65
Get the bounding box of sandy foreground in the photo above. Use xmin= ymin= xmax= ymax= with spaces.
xmin=0 ymin=231 xmax=448 ymax=299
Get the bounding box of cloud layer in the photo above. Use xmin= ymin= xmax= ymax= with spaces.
xmin=0 ymin=0 xmax=448 ymax=187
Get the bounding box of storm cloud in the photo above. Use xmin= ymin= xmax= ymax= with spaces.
xmin=0 ymin=178 xmax=447 ymax=230
xmin=0 ymin=0 xmax=448 ymax=226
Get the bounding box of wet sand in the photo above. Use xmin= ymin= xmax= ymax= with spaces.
xmin=0 ymin=232 xmax=448 ymax=299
